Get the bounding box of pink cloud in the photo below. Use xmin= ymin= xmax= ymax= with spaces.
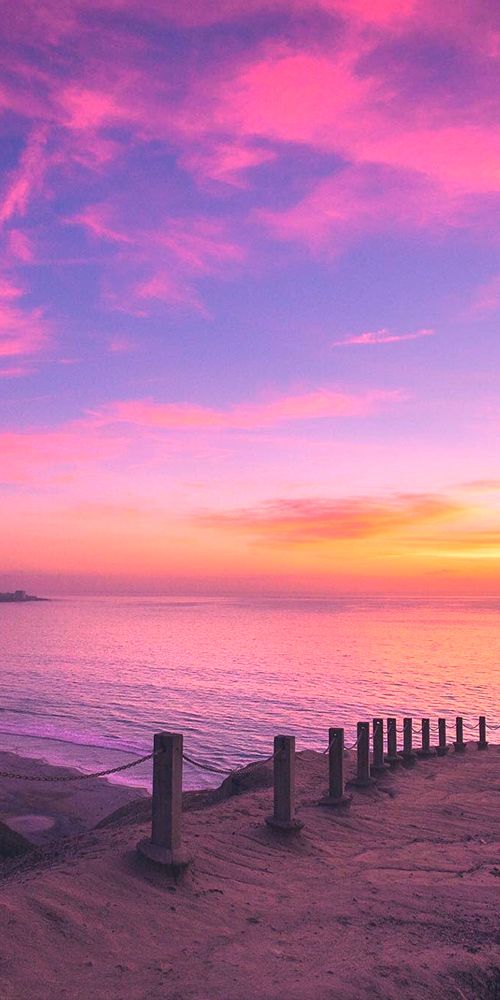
xmin=2 ymin=1 xmax=496 ymax=267
xmin=132 ymin=272 xmax=204 ymax=314
xmin=0 ymin=128 xmax=48 ymax=226
xmin=187 ymin=35 xmax=500 ymax=239
xmin=178 ymin=29 xmax=500 ymax=220
xmin=71 ymin=205 xmax=133 ymax=244
xmin=17 ymin=0 xmax=477 ymax=39
xmin=157 ymin=218 xmax=243 ymax=273
xmin=0 ymin=365 xmax=30 ymax=379
xmin=0 ymin=278 xmax=21 ymax=301
xmin=0 ymin=0 xmax=497 ymax=316
xmin=323 ymin=0 xmax=416 ymax=24
xmin=0 ymin=421 xmax=128 ymax=484
xmin=74 ymin=208 xmax=243 ymax=315
xmin=333 ymin=328 xmax=435 ymax=346
xmin=75 ymin=208 xmax=243 ymax=269
xmin=258 ymin=164 xmax=464 ymax=252
xmin=95 ymin=386 xmax=402 ymax=431
xmin=0 ymin=278 xmax=50 ymax=359
xmin=180 ymin=142 xmax=276 ymax=187
xmin=108 ymin=335 xmax=135 ymax=353
xmin=89 ymin=0 xmax=417 ymax=31
xmin=7 ymin=230 xmax=35 ymax=263
xmin=353 ymin=126 xmax=500 ymax=197
xmin=460 ymin=479 xmax=500 ymax=492
xmin=470 ymin=274 xmax=500 ymax=314
xmin=59 ymin=86 xmax=128 ymax=132
xmin=213 ymin=46 xmax=371 ymax=149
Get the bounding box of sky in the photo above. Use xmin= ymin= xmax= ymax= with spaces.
xmin=0 ymin=0 xmax=499 ymax=596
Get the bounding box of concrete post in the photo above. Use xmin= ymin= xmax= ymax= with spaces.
xmin=385 ymin=717 xmax=400 ymax=766
xmin=400 ymin=717 xmax=416 ymax=766
xmin=417 ymin=718 xmax=436 ymax=758
xmin=318 ymin=728 xmax=352 ymax=808
xmin=477 ymin=715 xmax=488 ymax=750
xmin=454 ymin=716 xmax=466 ymax=753
xmin=137 ymin=732 xmax=190 ymax=872
xmin=372 ymin=718 xmax=390 ymax=774
xmin=348 ymin=722 xmax=374 ymax=788
xmin=266 ymin=735 xmax=303 ymax=832
xmin=437 ymin=717 xmax=448 ymax=756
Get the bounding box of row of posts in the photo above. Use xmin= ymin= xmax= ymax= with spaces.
xmin=137 ymin=716 xmax=489 ymax=872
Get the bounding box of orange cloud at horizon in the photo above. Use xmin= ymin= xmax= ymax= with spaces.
xmin=2 ymin=487 xmax=499 ymax=596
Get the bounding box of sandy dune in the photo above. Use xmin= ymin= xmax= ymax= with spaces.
xmin=0 ymin=745 xmax=498 ymax=999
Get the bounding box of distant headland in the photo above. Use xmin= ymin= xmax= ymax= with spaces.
xmin=0 ymin=590 xmax=49 ymax=603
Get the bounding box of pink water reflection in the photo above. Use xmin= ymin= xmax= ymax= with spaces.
xmin=0 ymin=596 xmax=498 ymax=788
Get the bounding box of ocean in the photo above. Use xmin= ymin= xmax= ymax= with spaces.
xmin=1 ymin=595 xmax=498 ymax=789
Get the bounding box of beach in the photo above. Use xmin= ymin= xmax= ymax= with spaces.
xmin=0 ymin=743 xmax=498 ymax=999
xmin=0 ymin=752 xmax=148 ymax=845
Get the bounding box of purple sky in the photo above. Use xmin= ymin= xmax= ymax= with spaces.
xmin=1 ymin=0 xmax=499 ymax=594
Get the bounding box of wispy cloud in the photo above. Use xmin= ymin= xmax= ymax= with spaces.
xmin=73 ymin=207 xmax=243 ymax=315
xmin=259 ymin=163 xmax=467 ymax=253
xmin=180 ymin=142 xmax=276 ymax=187
xmin=0 ymin=128 xmax=48 ymax=227
xmin=0 ymin=277 xmax=50 ymax=359
xmin=0 ymin=384 xmax=402 ymax=485
xmin=94 ymin=387 xmax=403 ymax=431
xmin=107 ymin=335 xmax=135 ymax=354
xmin=71 ymin=205 xmax=132 ymax=245
xmin=0 ymin=421 xmax=127 ymax=484
xmin=470 ymin=274 xmax=500 ymax=314
xmin=332 ymin=328 xmax=435 ymax=347
xmin=7 ymin=230 xmax=35 ymax=263
xmin=460 ymin=479 xmax=500 ymax=493
xmin=0 ymin=365 xmax=31 ymax=379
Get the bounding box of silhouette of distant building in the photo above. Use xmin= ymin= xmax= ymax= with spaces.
xmin=0 ymin=589 xmax=47 ymax=602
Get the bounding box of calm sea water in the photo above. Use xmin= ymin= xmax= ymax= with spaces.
xmin=0 ymin=596 xmax=498 ymax=789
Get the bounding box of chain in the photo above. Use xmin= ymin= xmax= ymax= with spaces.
xmin=322 ymin=732 xmax=339 ymax=755
xmin=1 ymin=715 xmax=497 ymax=784
xmin=0 ymin=749 xmax=161 ymax=782
xmin=183 ymin=745 xmax=284 ymax=775
xmin=182 ymin=752 xmax=234 ymax=775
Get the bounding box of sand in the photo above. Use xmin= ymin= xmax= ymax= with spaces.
xmin=0 ymin=751 xmax=148 ymax=845
xmin=0 ymin=744 xmax=498 ymax=999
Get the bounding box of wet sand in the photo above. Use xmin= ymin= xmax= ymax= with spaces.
xmin=0 ymin=743 xmax=498 ymax=998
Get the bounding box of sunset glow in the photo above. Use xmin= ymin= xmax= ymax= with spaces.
xmin=1 ymin=0 xmax=499 ymax=594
